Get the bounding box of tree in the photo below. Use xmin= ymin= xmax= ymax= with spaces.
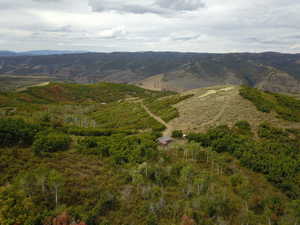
xmin=290 ymin=200 xmax=300 ymax=225
xmin=35 ymin=167 xmax=50 ymax=194
xmin=32 ymin=132 xmax=71 ymax=155
xmin=194 ymin=177 xmax=205 ymax=195
xmin=17 ymin=172 xmax=36 ymax=198
xmin=48 ymin=170 xmax=65 ymax=207
xmin=0 ymin=118 xmax=39 ymax=147
xmin=184 ymin=142 xmax=200 ymax=161
xmin=131 ymin=169 xmax=144 ymax=194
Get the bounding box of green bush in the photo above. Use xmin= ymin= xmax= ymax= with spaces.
xmin=68 ymin=127 xmax=135 ymax=137
xmin=234 ymin=120 xmax=252 ymax=136
xmin=172 ymin=130 xmax=183 ymax=138
xmin=78 ymin=137 xmax=98 ymax=148
xmin=240 ymin=86 xmax=300 ymax=122
xmin=239 ymin=86 xmax=272 ymax=113
xmin=77 ymin=133 xmax=158 ymax=164
xmin=258 ymin=123 xmax=288 ymax=140
xmin=186 ymin=132 xmax=210 ymax=147
xmin=0 ymin=118 xmax=39 ymax=147
xmin=32 ymin=132 xmax=71 ymax=155
xmin=235 ymin=120 xmax=251 ymax=131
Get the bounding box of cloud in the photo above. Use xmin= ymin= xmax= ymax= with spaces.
xmin=95 ymin=26 xmax=127 ymax=39
xmin=33 ymin=0 xmax=62 ymax=2
xmin=88 ymin=0 xmax=205 ymax=15
xmin=156 ymin=0 xmax=205 ymax=11
xmin=0 ymin=0 xmax=299 ymax=53
xmin=165 ymin=32 xmax=206 ymax=41
xmin=290 ymin=44 xmax=300 ymax=50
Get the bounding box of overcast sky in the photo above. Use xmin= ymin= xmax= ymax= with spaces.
xmin=0 ymin=0 xmax=299 ymax=53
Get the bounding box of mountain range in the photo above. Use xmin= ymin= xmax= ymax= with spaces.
xmin=0 ymin=51 xmax=300 ymax=93
xmin=0 ymin=50 xmax=89 ymax=57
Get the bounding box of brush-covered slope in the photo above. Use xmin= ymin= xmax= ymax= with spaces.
xmin=0 ymin=82 xmax=173 ymax=106
xmin=165 ymin=85 xmax=300 ymax=134
xmin=1 ymin=52 xmax=300 ymax=93
xmin=0 ymin=82 xmax=177 ymax=133
xmin=1 ymin=83 xmax=300 ymax=225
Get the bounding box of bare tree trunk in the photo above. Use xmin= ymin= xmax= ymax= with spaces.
xmin=55 ymin=187 xmax=58 ymax=207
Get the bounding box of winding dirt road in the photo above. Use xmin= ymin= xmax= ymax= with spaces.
xmin=141 ymin=103 xmax=173 ymax=136
xmin=141 ymin=86 xmax=234 ymax=135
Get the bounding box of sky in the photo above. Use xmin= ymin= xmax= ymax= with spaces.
xmin=0 ymin=0 xmax=300 ymax=53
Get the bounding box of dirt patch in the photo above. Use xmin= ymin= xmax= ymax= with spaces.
xmin=198 ymin=90 xmax=217 ymax=98
xmin=136 ymin=74 xmax=165 ymax=91
xmin=17 ymin=81 xmax=50 ymax=92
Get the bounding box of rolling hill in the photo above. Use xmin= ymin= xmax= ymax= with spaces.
xmin=1 ymin=52 xmax=300 ymax=93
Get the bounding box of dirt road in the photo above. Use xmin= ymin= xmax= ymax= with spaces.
xmin=141 ymin=103 xmax=173 ymax=136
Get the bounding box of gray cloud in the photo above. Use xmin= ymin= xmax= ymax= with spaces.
xmin=156 ymin=0 xmax=205 ymax=11
xmin=89 ymin=1 xmax=162 ymax=14
xmin=33 ymin=0 xmax=62 ymax=2
xmin=88 ymin=0 xmax=205 ymax=15
xmin=0 ymin=0 xmax=299 ymax=53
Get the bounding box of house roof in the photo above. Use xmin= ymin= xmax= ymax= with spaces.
xmin=157 ymin=136 xmax=173 ymax=144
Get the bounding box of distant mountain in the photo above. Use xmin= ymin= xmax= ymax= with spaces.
xmin=0 ymin=50 xmax=89 ymax=56
xmin=20 ymin=50 xmax=89 ymax=56
xmin=0 ymin=51 xmax=18 ymax=56
xmin=0 ymin=51 xmax=300 ymax=93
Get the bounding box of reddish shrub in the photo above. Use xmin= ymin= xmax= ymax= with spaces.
xmin=180 ymin=215 xmax=196 ymax=225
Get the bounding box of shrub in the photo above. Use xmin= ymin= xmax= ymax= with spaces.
xmin=77 ymin=133 xmax=158 ymax=164
xmin=235 ymin=120 xmax=251 ymax=131
xmin=172 ymin=130 xmax=183 ymax=138
xmin=0 ymin=118 xmax=40 ymax=147
xmin=32 ymin=132 xmax=71 ymax=155
xmin=239 ymin=86 xmax=272 ymax=113
xmin=234 ymin=120 xmax=252 ymax=136
xmin=239 ymin=86 xmax=300 ymax=122
xmin=187 ymin=123 xmax=300 ymax=198
xmin=68 ymin=127 xmax=135 ymax=137
xmin=186 ymin=133 xmax=210 ymax=147
xmin=258 ymin=123 xmax=288 ymax=140
xmin=78 ymin=137 xmax=98 ymax=148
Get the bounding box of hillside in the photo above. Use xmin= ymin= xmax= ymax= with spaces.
xmin=164 ymin=86 xmax=300 ymax=134
xmin=0 ymin=82 xmax=173 ymax=106
xmin=1 ymin=83 xmax=300 ymax=225
xmin=1 ymin=52 xmax=300 ymax=93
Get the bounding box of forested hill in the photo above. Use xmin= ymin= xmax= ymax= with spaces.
xmin=0 ymin=82 xmax=173 ymax=106
xmin=1 ymin=82 xmax=300 ymax=224
xmin=1 ymin=52 xmax=300 ymax=93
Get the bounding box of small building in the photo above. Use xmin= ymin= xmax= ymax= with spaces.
xmin=157 ymin=136 xmax=173 ymax=146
